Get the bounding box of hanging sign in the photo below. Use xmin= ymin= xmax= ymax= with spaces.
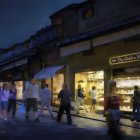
xmin=109 ymin=52 xmax=140 ymax=65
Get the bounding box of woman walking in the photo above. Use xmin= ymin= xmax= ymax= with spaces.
xmin=104 ymin=80 xmax=122 ymax=140
xmin=0 ymin=83 xmax=10 ymax=120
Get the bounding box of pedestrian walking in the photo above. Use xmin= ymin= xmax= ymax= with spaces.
xmin=75 ymin=84 xmax=88 ymax=114
xmin=0 ymin=83 xmax=10 ymax=120
xmin=131 ymin=85 xmax=140 ymax=122
xmin=104 ymin=80 xmax=122 ymax=140
xmin=57 ymin=84 xmax=72 ymax=125
xmin=7 ymin=82 xmax=17 ymax=117
xmin=40 ymin=84 xmax=54 ymax=118
xmin=23 ymin=79 xmax=39 ymax=122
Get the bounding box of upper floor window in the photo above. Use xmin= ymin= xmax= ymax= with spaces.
xmin=82 ymin=8 xmax=94 ymax=20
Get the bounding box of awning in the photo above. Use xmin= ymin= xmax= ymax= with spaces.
xmin=34 ymin=65 xmax=64 ymax=79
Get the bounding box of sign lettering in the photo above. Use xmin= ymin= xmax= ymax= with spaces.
xmin=109 ymin=52 xmax=140 ymax=65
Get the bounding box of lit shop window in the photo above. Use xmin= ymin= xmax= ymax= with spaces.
xmin=45 ymin=74 xmax=64 ymax=106
xmin=45 ymin=78 xmax=52 ymax=90
xmin=15 ymin=81 xmax=23 ymax=99
xmin=75 ymin=71 xmax=104 ymax=111
xmin=52 ymin=74 xmax=64 ymax=105
xmin=114 ymin=77 xmax=140 ymax=112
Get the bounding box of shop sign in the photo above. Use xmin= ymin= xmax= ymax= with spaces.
xmin=109 ymin=52 xmax=140 ymax=65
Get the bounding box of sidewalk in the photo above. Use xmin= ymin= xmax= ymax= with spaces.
xmin=1 ymin=110 xmax=139 ymax=140
xmin=17 ymin=102 xmax=140 ymax=129
xmin=50 ymin=106 xmax=140 ymax=129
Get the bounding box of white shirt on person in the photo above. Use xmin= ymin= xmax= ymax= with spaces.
xmin=90 ymin=90 xmax=96 ymax=99
xmin=40 ymin=87 xmax=52 ymax=103
xmin=1 ymin=89 xmax=10 ymax=101
xmin=24 ymin=83 xmax=39 ymax=99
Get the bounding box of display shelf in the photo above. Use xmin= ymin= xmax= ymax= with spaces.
xmin=113 ymin=76 xmax=139 ymax=112
xmin=117 ymin=87 xmax=133 ymax=89
xmin=116 ymin=93 xmax=133 ymax=95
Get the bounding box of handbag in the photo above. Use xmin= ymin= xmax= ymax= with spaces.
xmin=18 ymin=103 xmax=26 ymax=113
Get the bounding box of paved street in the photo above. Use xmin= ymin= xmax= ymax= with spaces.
xmin=0 ymin=110 xmax=140 ymax=140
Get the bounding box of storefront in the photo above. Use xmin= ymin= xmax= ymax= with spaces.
xmin=60 ymin=33 xmax=140 ymax=114
xmin=75 ymin=70 xmax=104 ymax=112
xmin=111 ymin=67 xmax=140 ymax=112
xmin=34 ymin=65 xmax=65 ymax=106
xmin=45 ymin=73 xmax=64 ymax=106
xmin=110 ymin=52 xmax=140 ymax=112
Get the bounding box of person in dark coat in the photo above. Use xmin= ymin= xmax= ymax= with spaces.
xmin=7 ymin=82 xmax=17 ymax=117
xmin=131 ymin=85 xmax=140 ymax=121
xmin=57 ymin=84 xmax=72 ymax=125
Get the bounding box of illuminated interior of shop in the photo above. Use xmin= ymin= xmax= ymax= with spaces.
xmin=75 ymin=70 xmax=104 ymax=112
xmin=15 ymin=81 xmax=23 ymax=100
xmin=0 ymin=82 xmax=3 ymax=87
xmin=114 ymin=76 xmax=140 ymax=111
xmin=45 ymin=73 xmax=64 ymax=106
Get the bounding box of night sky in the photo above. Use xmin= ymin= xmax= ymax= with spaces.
xmin=0 ymin=0 xmax=84 ymax=49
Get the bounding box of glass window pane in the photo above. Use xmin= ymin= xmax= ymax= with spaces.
xmin=15 ymin=81 xmax=23 ymax=100
xmin=52 ymin=74 xmax=64 ymax=105
xmin=75 ymin=71 xmax=104 ymax=112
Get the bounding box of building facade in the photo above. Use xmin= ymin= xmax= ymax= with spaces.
xmin=0 ymin=0 xmax=140 ymax=113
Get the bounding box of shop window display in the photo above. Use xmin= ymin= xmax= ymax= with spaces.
xmin=114 ymin=77 xmax=140 ymax=111
xmin=15 ymin=81 xmax=23 ymax=100
xmin=53 ymin=74 xmax=64 ymax=105
xmin=75 ymin=71 xmax=104 ymax=113
xmin=45 ymin=74 xmax=64 ymax=106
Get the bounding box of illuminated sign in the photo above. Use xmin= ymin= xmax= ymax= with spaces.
xmin=109 ymin=52 xmax=140 ymax=65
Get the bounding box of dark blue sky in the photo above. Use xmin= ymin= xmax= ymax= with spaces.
xmin=0 ymin=0 xmax=84 ymax=48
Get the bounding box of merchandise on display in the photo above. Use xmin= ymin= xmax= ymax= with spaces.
xmin=75 ymin=71 xmax=104 ymax=111
xmin=114 ymin=76 xmax=140 ymax=111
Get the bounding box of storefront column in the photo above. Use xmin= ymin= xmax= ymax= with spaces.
xmin=65 ymin=65 xmax=71 ymax=89
xmin=65 ymin=65 xmax=75 ymax=101
xmin=104 ymin=68 xmax=112 ymax=96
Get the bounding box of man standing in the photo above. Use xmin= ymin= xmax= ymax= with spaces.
xmin=131 ymin=85 xmax=140 ymax=121
xmin=57 ymin=84 xmax=72 ymax=125
xmin=24 ymin=79 xmax=39 ymax=122
xmin=40 ymin=84 xmax=54 ymax=118
xmin=90 ymin=86 xmax=96 ymax=113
